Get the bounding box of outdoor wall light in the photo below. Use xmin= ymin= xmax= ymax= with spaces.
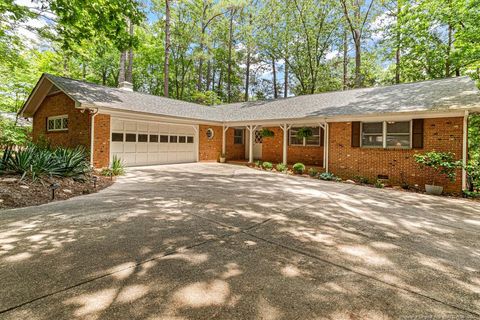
xmin=49 ymin=182 xmax=60 ymax=200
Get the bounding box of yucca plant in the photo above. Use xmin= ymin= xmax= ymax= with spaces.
xmin=53 ymin=146 xmax=90 ymax=179
xmin=111 ymin=155 xmax=125 ymax=176
xmin=3 ymin=144 xmax=90 ymax=181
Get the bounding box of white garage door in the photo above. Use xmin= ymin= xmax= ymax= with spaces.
xmin=110 ymin=118 xmax=197 ymax=166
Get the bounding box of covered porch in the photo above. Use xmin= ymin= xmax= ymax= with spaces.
xmin=221 ymin=121 xmax=329 ymax=172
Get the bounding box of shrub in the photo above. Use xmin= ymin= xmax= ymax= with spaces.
xmin=2 ymin=145 xmax=90 ymax=181
xmin=465 ymin=159 xmax=480 ymax=191
xmin=276 ymin=163 xmax=287 ymax=172
xmin=262 ymin=161 xmax=273 ymax=170
xmin=292 ymin=163 xmax=305 ymax=174
xmin=374 ymin=179 xmax=385 ymax=188
xmin=414 ymin=151 xmax=462 ymax=185
xmin=354 ymin=175 xmax=370 ymax=184
xmin=308 ymin=167 xmax=318 ymax=177
xmin=254 ymin=160 xmax=262 ymax=168
xmin=319 ymin=172 xmax=338 ymax=181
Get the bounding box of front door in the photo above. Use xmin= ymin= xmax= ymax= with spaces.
xmin=253 ymin=130 xmax=263 ymax=160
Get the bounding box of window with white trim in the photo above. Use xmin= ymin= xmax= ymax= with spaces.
xmin=361 ymin=121 xmax=411 ymax=148
xmin=47 ymin=115 xmax=68 ymax=131
xmin=289 ymin=127 xmax=321 ymax=146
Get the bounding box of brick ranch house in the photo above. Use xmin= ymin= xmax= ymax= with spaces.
xmin=20 ymin=74 xmax=480 ymax=192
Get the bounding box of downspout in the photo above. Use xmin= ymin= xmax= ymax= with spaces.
xmin=89 ymin=109 xmax=99 ymax=167
xmin=462 ymin=110 xmax=468 ymax=191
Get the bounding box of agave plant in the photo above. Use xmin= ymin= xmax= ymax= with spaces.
xmin=3 ymin=144 xmax=90 ymax=181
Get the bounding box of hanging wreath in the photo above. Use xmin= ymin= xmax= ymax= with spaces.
xmin=261 ymin=128 xmax=275 ymax=138
xmin=296 ymin=127 xmax=313 ymax=139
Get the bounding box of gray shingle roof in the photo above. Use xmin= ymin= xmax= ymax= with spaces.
xmin=45 ymin=74 xmax=480 ymax=123
xmin=45 ymin=74 xmax=225 ymax=122
xmin=218 ymin=76 xmax=480 ymax=122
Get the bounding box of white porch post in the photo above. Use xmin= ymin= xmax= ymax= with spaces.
xmin=222 ymin=125 xmax=229 ymax=156
xmin=462 ymin=111 xmax=468 ymax=190
xmin=246 ymin=125 xmax=258 ymax=163
xmin=324 ymin=122 xmax=329 ymax=173
xmin=280 ymin=124 xmax=292 ymax=165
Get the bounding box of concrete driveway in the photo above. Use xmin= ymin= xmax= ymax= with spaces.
xmin=0 ymin=163 xmax=479 ymax=319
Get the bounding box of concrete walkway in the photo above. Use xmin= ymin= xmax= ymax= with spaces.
xmin=0 ymin=163 xmax=479 ymax=319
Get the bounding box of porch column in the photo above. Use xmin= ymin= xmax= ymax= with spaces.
xmin=246 ymin=125 xmax=257 ymax=163
xmin=279 ymin=123 xmax=292 ymax=165
xmin=222 ymin=125 xmax=229 ymax=156
xmin=324 ymin=122 xmax=329 ymax=173
xmin=462 ymin=111 xmax=468 ymax=190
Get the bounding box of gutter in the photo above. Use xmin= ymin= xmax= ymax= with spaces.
xmin=84 ymin=107 xmax=99 ymax=167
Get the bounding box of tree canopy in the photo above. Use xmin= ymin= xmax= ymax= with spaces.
xmin=0 ymin=0 xmax=479 ymax=112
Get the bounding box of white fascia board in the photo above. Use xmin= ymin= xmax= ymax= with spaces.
xmin=224 ymin=110 xmax=470 ymax=126
xmin=90 ymin=106 xmax=223 ymax=126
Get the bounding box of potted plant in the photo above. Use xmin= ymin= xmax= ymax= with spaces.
xmin=296 ymin=127 xmax=313 ymax=140
xmin=260 ymin=128 xmax=275 ymax=138
xmin=413 ymin=151 xmax=462 ymax=195
xmin=219 ymin=153 xmax=226 ymax=163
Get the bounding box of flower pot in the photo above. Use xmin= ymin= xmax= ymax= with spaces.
xmin=425 ymin=184 xmax=443 ymax=195
xmin=219 ymin=157 xmax=226 ymax=163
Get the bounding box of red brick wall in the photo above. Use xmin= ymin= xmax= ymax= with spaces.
xmin=225 ymin=128 xmax=245 ymax=160
xmin=328 ymin=117 xmax=463 ymax=193
xmin=199 ymin=125 xmax=222 ymax=161
xmin=262 ymin=127 xmax=324 ymax=165
xmin=32 ymin=92 xmax=90 ymax=149
xmin=93 ymin=114 xmax=110 ymax=168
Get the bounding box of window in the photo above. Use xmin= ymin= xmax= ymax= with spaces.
xmin=234 ymin=129 xmax=244 ymax=144
xmin=179 ymin=136 xmax=186 ymax=143
xmin=187 ymin=136 xmax=194 ymax=143
xmin=149 ymin=134 xmax=158 ymax=143
xmin=361 ymin=122 xmax=383 ymax=147
xmin=160 ymin=135 xmax=169 ymax=143
xmin=361 ymin=121 xmax=411 ymax=148
xmin=386 ymin=121 xmax=410 ymax=148
xmin=289 ymin=127 xmax=321 ymax=146
xmin=138 ymin=134 xmax=148 ymax=142
xmin=112 ymin=133 xmax=123 ymax=142
xmin=125 ymin=133 xmax=136 ymax=142
xmin=170 ymin=135 xmax=178 ymax=143
xmin=206 ymin=128 xmax=214 ymax=140
xmin=47 ymin=115 xmax=68 ymax=131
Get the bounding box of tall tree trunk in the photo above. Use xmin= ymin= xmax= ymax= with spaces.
xmin=227 ymin=9 xmax=235 ymax=103
xmin=118 ymin=51 xmax=126 ymax=84
xmin=82 ymin=62 xmax=86 ymax=80
xmin=395 ymin=1 xmax=401 ymax=84
xmin=353 ymin=31 xmax=361 ymax=88
xmin=206 ymin=59 xmax=212 ymax=91
xmin=164 ymin=0 xmax=170 ymax=97
xmin=197 ymin=4 xmax=206 ymax=91
xmin=245 ymin=48 xmax=250 ymax=101
xmin=343 ymin=29 xmax=348 ymax=90
xmin=284 ymin=57 xmax=288 ymax=98
xmin=446 ymin=23 xmax=452 ymax=77
xmin=126 ymin=20 xmax=134 ymax=84
xmin=272 ymin=55 xmax=278 ymax=98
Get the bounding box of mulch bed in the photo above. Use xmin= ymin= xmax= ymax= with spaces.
xmin=0 ymin=173 xmax=114 ymax=210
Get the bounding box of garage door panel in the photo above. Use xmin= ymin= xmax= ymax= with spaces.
xmin=137 ymin=143 xmax=148 ymax=153
xmin=111 ymin=118 xmax=196 ymax=166
xmin=124 ymin=121 xmax=136 ymax=131
xmin=124 ymin=143 xmax=136 ymax=153
xmin=111 ymin=142 xmax=124 ymax=153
